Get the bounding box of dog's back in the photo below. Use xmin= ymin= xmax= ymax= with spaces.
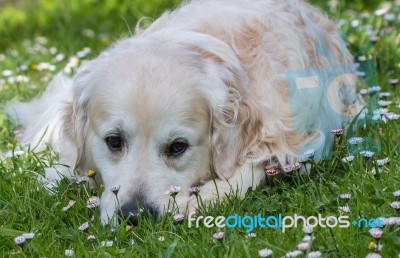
xmin=141 ymin=0 xmax=359 ymax=163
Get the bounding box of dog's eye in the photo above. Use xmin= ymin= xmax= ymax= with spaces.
xmin=105 ymin=135 xmax=123 ymax=151
xmin=167 ymin=139 xmax=188 ymax=157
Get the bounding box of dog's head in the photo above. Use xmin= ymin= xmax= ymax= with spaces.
xmin=64 ymin=29 xmax=262 ymax=225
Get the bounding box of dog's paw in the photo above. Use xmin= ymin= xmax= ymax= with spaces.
xmin=38 ymin=165 xmax=74 ymax=193
xmin=178 ymin=180 xmax=227 ymax=215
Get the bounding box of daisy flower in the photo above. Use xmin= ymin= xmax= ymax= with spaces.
xmin=64 ymin=56 xmax=80 ymax=75
xmin=378 ymin=100 xmax=392 ymax=107
xmin=165 ymin=185 xmax=181 ymax=196
xmin=246 ymin=232 xmax=257 ymax=238
xmin=264 ymin=166 xmax=280 ymax=176
xmin=342 ymin=156 xmax=355 ymax=163
xmin=379 ymin=217 xmax=400 ymax=226
xmin=78 ymin=222 xmax=89 ymax=231
xmin=283 ymin=162 xmax=301 ymax=173
xmin=101 ymin=240 xmax=113 ymax=247
xmin=370 ymin=35 xmax=379 ymax=43
xmin=283 ymin=164 xmax=295 ymax=172
xmin=5 ymin=150 xmax=25 ymax=158
xmin=109 ymin=184 xmax=121 ymax=195
xmin=371 ymin=168 xmax=382 ymax=176
xmin=158 ymin=236 xmax=165 ymax=242
xmin=76 ymin=176 xmax=90 ymax=184
xmin=22 ymin=233 xmax=35 ymax=240
xmin=77 ymin=48 xmax=91 ymax=59
xmin=373 ymin=108 xmax=389 ymax=116
xmin=87 ymin=196 xmax=100 ymax=208
xmin=339 ymin=193 xmax=352 ymax=199
xmin=297 ymin=242 xmax=309 ymax=251
xmin=87 ymin=235 xmax=96 ymax=241
xmin=390 ymin=201 xmax=400 ymax=210
xmin=37 ymin=62 xmax=56 ymax=71
xmin=379 ymin=92 xmax=391 ymax=98
xmin=356 ymin=71 xmax=366 ymax=78
xmin=369 ymin=86 xmax=381 ymax=93
xmin=83 ymin=29 xmax=95 ymax=38
xmin=360 ymin=151 xmax=374 ymax=158
xmin=376 ymin=157 xmax=390 ymax=166
xmin=258 ymin=248 xmax=273 ymax=257
xmin=383 ymin=113 xmax=400 ymax=121
xmin=173 ymin=213 xmax=185 ymax=222
xmin=62 ymin=200 xmax=76 ymax=211
xmin=369 ymin=228 xmax=383 ymax=239
xmin=302 ymin=235 xmax=315 ymax=243
xmin=389 ymin=78 xmax=398 ymax=85
xmin=188 ymin=186 xmax=202 ymax=194
xmin=2 ymin=70 xmax=13 ymax=77
xmin=303 ymin=226 xmax=313 ymax=234
xmin=393 ymin=190 xmax=400 ymax=197
xmin=348 ymin=137 xmax=364 ymax=145
xmin=213 ymin=231 xmax=225 ymax=240
xmin=55 ymin=53 xmax=65 ymax=62
xmin=365 ymin=253 xmax=382 ymax=258
xmin=13 ymin=236 xmax=25 ymax=245
xmin=307 ymin=251 xmax=322 ymax=258
xmin=286 ymin=250 xmax=303 ymax=257
xmin=358 ymin=55 xmax=366 ymax=61
xmin=301 ymin=149 xmax=315 ymax=160
xmin=338 ymin=205 xmax=350 ymax=213
xmin=65 ymin=249 xmax=74 ymax=256
xmin=386 ymin=112 xmax=400 ymax=119
xmin=331 ymin=128 xmax=344 ymax=136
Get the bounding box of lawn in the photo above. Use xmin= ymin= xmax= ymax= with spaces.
xmin=0 ymin=0 xmax=400 ymax=257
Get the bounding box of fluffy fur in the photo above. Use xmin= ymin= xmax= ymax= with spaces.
xmin=6 ymin=0 xmax=360 ymax=225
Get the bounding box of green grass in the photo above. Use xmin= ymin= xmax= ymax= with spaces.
xmin=1 ymin=0 xmax=400 ymax=257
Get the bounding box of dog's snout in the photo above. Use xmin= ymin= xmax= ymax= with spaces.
xmin=119 ymin=202 xmax=158 ymax=225
xmin=120 ymin=202 xmax=140 ymax=225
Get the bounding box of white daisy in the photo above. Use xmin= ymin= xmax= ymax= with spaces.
xmin=340 ymin=193 xmax=352 ymax=199
xmin=286 ymin=250 xmax=303 ymax=257
xmin=342 ymin=156 xmax=355 ymax=163
xmin=258 ymin=248 xmax=273 ymax=257
xmin=78 ymin=222 xmax=89 ymax=231
xmin=64 ymin=249 xmax=74 ymax=256
xmin=369 ymin=228 xmax=383 ymax=239
xmin=101 ymin=240 xmax=113 ymax=247
xmin=348 ymin=137 xmax=364 ymax=145
xmin=338 ymin=205 xmax=350 ymax=213
xmin=307 ymin=251 xmax=322 ymax=258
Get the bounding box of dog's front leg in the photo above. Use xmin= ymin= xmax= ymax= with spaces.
xmin=181 ymin=160 xmax=266 ymax=215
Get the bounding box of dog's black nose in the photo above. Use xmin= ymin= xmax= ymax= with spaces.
xmin=119 ymin=202 xmax=158 ymax=225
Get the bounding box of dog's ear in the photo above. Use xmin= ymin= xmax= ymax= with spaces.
xmin=4 ymin=72 xmax=89 ymax=178
xmin=206 ymin=53 xmax=263 ymax=180
xmin=62 ymin=65 xmax=95 ymax=169
xmin=174 ymin=32 xmax=264 ymax=179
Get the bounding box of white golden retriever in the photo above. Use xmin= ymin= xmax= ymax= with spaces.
xmin=7 ymin=0 xmax=359 ymax=224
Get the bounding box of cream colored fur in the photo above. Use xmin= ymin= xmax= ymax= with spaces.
xmin=6 ymin=0 xmax=359 ymax=224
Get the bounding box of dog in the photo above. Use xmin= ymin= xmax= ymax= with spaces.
xmin=6 ymin=0 xmax=360 ymax=225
